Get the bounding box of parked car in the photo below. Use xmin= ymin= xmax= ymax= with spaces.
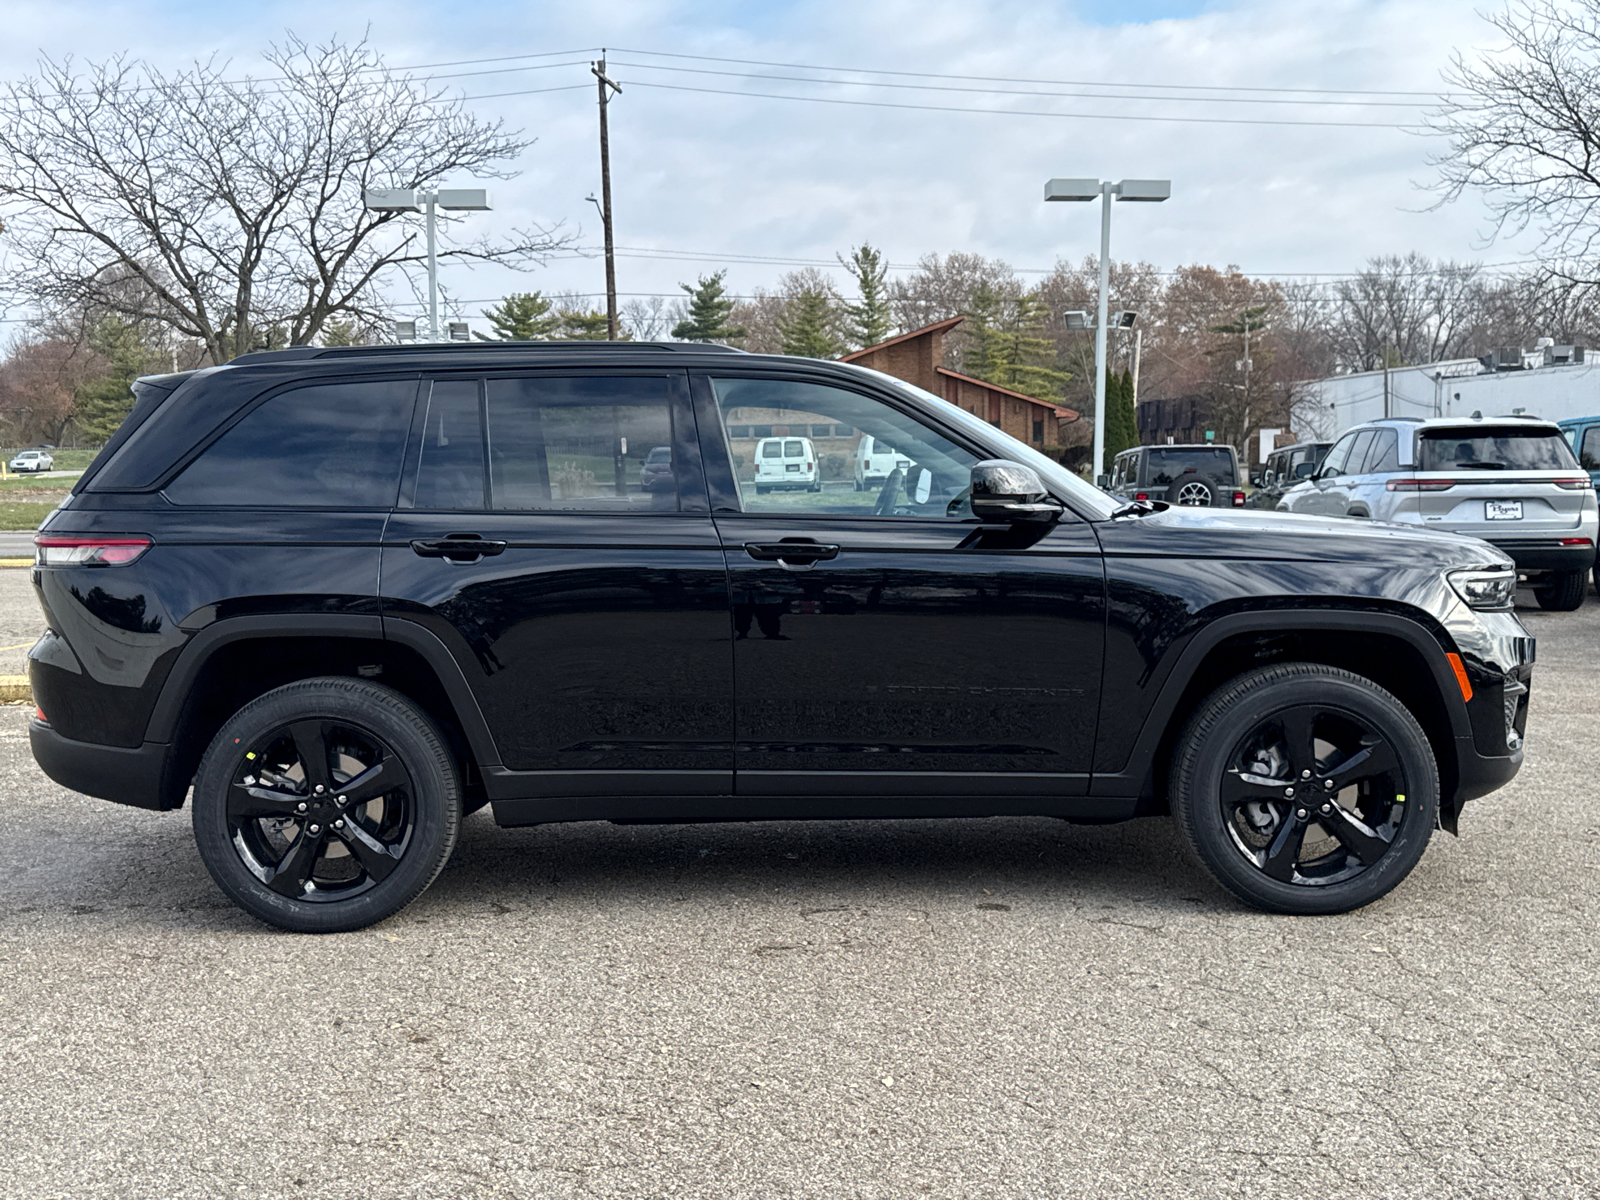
xmin=1248 ymin=441 xmax=1331 ymax=510
xmin=639 ymin=445 xmax=674 ymax=492
xmin=30 ymin=342 xmax=1531 ymax=932
xmin=1278 ymin=416 xmax=1597 ymax=610
xmin=855 ymin=433 xmax=909 ymax=490
xmin=753 ymin=435 xmax=820 ymax=494
xmin=1107 ymin=444 xmax=1246 ymax=507
xmin=1559 ymin=416 xmax=1600 ymax=595
xmin=9 ymin=449 xmax=53 ymax=473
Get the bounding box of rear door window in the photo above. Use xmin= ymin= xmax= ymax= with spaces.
xmin=165 ymin=380 xmax=415 ymax=507
xmin=1419 ymin=427 xmax=1580 ymax=471
xmin=1345 ymin=431 xmax=1377 ymax=475
xmin=1578 ymin=426 xmax=1600 ymax=471
xmin=1365 ymin=430 xmax=1399 ymax=474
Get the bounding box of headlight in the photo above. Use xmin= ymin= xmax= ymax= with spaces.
xmin=1448 ymin=566 xmax=1517 ymax=610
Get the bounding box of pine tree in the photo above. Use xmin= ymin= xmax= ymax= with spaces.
xmin=476 ymin=292 xmax=561 ymax=341
xmin=75 ymin=318 xmax=155 ymax=442
xmin=1102 ymin=368 xmax=1139 ymax=461
xmin=963 ymin=285 xmax=1071 ymax=399
xmin=838 ymin=243 xmax=892 ymax=349
xmin=779 ymin=289 xmax=844 ymax=358
xmin=321 ymin=318 xmax=358 ymax=346
xmin=671 ymin=271 xmax=745 ymax=342
xmin=556 ymin=307 xmax=613 ymax=340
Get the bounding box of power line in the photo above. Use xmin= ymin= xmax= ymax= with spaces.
xmin=607 ymin=59 xmax=1434 ymax=109
xmin=618 ymin=80 xmax=1413 ymax=130
xmin=607 ymin=46 xmax=1447 ymax=99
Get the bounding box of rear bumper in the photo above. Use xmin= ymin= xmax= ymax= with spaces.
xmin=1486 ymin=539 xmax=1597 ymax=573
xmin=29 ymin=719 xmax=176 ymax=811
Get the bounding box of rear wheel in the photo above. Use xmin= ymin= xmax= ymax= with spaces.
xmin=1534 ymin=569 xmax=1587 ymax=611
xmin=1171 ymin=663 xmax=1438 ymax=915
xmin=1167 ymin=474 xmax=1218 ymax=507
xmin=192 ymin=678 xmax=461 ymax=933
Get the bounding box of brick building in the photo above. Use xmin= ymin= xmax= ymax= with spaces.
xmin=841 ymin=318 xmax=1083 ymax=449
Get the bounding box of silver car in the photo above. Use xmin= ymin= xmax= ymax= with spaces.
xmin=1279 ymin=416 xmax=1598 ymax=610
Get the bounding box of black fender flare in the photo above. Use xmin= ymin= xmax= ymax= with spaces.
xmin=144 ymin=613 xmax=502 ymax=768
xmin=1090 ymin=607 xmax=1469 ymax=797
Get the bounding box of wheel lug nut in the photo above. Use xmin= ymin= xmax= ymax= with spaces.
xmin=314 ymin=785 xmax=325 ymax=794
xmin=308 ymin=823 xmax=321 ymax=834
xmin=1324 ymin=779 xmax=1334 ymax=789
xmin=296 ymin=802 xmax=307 ymax=812
xmin=1296 ymin=808 xmax=1308 ymax=820
xmin=1300 ymin=769 xmax=1312 ymax=779
xmin=1283 ymin=786 xmax=1295 ymax=797
xmin=334 ymin=819 xmax=344 ymax=829
xmin=1320 ymin=803 xmax=1332 ymax=813
xmin=337 ymin=795 xmax=347 ymax=805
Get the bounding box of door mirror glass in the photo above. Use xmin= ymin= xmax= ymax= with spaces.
xmin=971 ymin=460 xmax=1063 ymax=523
xmin=1095 ymin=473 xmax=1111 ymax=489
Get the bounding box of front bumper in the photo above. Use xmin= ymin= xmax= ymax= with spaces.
xmin=30 ymin=719 xmax=176 ymax=811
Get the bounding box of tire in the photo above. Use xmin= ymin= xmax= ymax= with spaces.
xmin=756 ymin=486 xmax=770 ymax=495
xmin=1592 ymin=562 xmax=1599 ymax=600
xmin=1167 ymin=474 xmax=1219 ymax=507
xmin=192 ymin=677 xmax=461 ymax=933
xmin=810 ymin=482 xmax=822 ymax=493
xmin=1170 ymin=663 xmax=1438 ymax=916
xmin=1534 ymin=569 xmax=1586 ymax=611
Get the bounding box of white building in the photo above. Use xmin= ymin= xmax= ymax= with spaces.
xmin=1299 ymin=343 xmax=1600 ymax=438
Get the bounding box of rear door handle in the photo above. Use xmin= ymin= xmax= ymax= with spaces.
xmin=743 ymin=541 xmax=840 ymax=563
xmin=410 ymin=534 xmax=508 ymax=562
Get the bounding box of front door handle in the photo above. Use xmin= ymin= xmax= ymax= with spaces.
xmin=410 ymin=534 xmax=508 ymax=562
xmin=743 ymin=541 xmax=840 ymax=564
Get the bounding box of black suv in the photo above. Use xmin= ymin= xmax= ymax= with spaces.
xmin=1107 ymin=443 xmax=1245 ymax=507
xmin=1248 ymin=440 xmax=1332 ymax=510
xmin=30 ymin=344 xmax=1533 ymax=931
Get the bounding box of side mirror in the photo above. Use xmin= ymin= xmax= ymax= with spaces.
xmin=970 ymin=460 xmax=1064 ymax=523
xmin=1295 ymin=461 xmax=1318 ymax=480
xmin=1095 ymin=473 xmax=1111 ymax=489
xmin=1249 ymin=469 xmax=1265 ymax=487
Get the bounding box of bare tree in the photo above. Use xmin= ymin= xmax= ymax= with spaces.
xmin=1328 ymin=254 xmax=1486 ymax=369
xmin=0 ymin=35 xmax=569 ymax=362
xmin=1430 ymin=0 xmax=1600 ymax=284
xmin=620 ymin=296 xmax=672 ymax=341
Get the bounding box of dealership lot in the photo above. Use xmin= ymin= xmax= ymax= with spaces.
xmin=0 ymin=581 xmax=1596 ymax=1198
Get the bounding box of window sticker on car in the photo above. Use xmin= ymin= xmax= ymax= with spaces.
xmin=1485 ymin=500 xmax=1524 ymax=520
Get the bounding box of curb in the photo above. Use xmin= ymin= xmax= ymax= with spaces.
xmin=0 ymin=558 xmax=32 ymax=568
xmin=0 ymin=675 xmax=30 ymax=703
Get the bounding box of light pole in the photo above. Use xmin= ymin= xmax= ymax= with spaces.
xmin=1045 ymin=177 xmax=1170 ymax=482
xmin=363 ymin=187 xmax=494 ymax=342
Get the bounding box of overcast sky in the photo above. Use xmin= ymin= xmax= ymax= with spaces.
xmin=2 ymin=0 xmax=1538 ymax=330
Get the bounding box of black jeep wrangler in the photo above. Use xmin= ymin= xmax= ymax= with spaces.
xmin=1107 ymin=443 xmax=1246 ymax=508
xmin=30 ymin=343 xmax=1533 ymax=931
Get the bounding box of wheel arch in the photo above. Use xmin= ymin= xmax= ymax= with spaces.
xmin=1096 ymin=608 xmax=1470 ymax=825
xmin=147 ymin=616 xmax=500 ymax=811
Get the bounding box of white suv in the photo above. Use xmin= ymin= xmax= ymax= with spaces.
xmin=1279 ymin=415 xmax=1598 ymax=610
xmin=753 ymin=436 xmax=820 ymax=494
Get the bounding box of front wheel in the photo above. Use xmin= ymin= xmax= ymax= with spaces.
xmin=192 ymin=677 xmax=461 ymax=933
xmin=1171 ymin=663 xmax=1438 ymax=915
xmin=1534 ymin=569 xmax=1587 ymax=611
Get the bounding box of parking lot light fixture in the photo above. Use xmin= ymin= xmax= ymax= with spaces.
xmin=1046 ymin=177 xmax=1170 ymax=481
xmin=363 ymin=186 xmax=493 ymax=342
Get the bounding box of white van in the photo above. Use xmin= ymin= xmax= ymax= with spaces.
xmin=752 ymin=436 xmax=820 ymax=494
xmin=854 ymin=435 xmax=910 ymax=490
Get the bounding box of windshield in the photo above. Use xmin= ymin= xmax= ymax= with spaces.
xmin=1419 ymin=427 xmax=1579 ymax=471
xmin=851 ymin=366 xmax=1121 ymax=519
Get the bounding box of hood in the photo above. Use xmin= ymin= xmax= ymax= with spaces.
xmin=1113 ymin=504 xmax=1514 ymax=570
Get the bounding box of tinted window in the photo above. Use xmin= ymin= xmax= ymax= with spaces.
xmin=1418 ymin=427 xmax=1580 ymax=471
xmin=1320 ymin=434 xmax=1356 ymax=477
xmin=1146 ymin=448 xmax=1235 ymax=486
xmin=761 ymin=441 xmax=783 ymax=458
xmin=487 ymin=375 xmax=675 ymax=511
xmin=1581 ymin=426 xmax=1600 ymax=471
xmin=783 ymin=440 xmax=804 ymax=457
xmin=1345 ymin=431 xmax=1377 ymax=475
xmin=712 ymin=377 xmax=977 ymax=517
xmin=1366 ymin=429 xmax=1400 ymax=474
xmin=166 ymin=381 xmax=413 ymax=507
xmin=413 ymin=381 xmax=487 ymax=510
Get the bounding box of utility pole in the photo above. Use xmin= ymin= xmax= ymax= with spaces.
xmin=592 ymin=55 xmax=622 ymax=340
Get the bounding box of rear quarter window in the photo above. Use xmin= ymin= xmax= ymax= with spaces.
xmin=163 ymin=380 xmax=415 ymax=507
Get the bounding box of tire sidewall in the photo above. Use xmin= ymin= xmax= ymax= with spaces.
xmin=1173 ymin=667 xmax=1439 ymax=915
xmin=192 ymin=678 xmax=459 ymax=933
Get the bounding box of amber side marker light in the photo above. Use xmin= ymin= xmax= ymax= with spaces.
xmin=1446 ymin=652 xmax=1474 ymax=702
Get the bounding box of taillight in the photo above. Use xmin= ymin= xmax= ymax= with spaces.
xmin=34 ymin=534 xmax=152 ymax=567
xmin=1553 ymin=477 xmax=1594 ymax=490
xmin=1232 ymin=491 xmax=1246 ymax=506
xmin=1386 ymin=479 xmax=1458 ymax=492
xmin=1134 ymin=492 xmax=1148 ymax=501
xmin=1560 ymin=537 xmax=1594 ymax=546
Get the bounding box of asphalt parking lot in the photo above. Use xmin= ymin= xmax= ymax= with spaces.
xmin=0 ymin=578 xmax=1596 ymax=1199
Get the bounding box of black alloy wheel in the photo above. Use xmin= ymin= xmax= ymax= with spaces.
xmin=193 ymin=678 xmax=460 ymax=933
xmin=1172 ymin=664 xmax=1438 ymax=915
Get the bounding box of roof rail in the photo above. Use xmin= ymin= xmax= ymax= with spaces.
xmin=227 ymin=341 xmax=748 ymax=366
